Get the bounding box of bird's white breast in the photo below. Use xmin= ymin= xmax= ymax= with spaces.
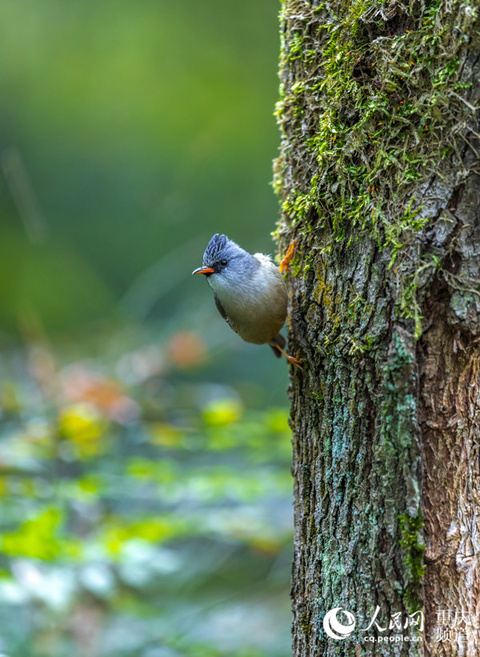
xmin=208 ymin=253 xmax=288 ymax=344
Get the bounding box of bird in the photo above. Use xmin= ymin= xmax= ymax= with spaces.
xmin=192 ymin=233 xmax=301 ymax=366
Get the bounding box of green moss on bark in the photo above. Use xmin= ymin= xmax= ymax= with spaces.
xmin=399 ymin=509 xmax=426 ymax=612
xmin=275 ymin=0 xmax=479 ymax=337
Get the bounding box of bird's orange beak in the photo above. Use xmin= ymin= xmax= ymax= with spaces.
xmin=192 ymin=266 xmax=215 ymax=275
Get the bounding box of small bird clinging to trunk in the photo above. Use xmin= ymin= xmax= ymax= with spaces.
xmin=192 ymin=233 xmax=301 ymax=367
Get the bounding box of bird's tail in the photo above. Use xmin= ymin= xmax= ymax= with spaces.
xmin=269 ymin=333 xmax=286 ymax=359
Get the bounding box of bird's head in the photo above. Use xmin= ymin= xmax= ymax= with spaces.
xmin=192 ymin=234 xmax=257 ymax=283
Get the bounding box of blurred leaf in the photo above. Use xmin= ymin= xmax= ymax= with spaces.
xmin=77 ymin=475 xmax=104 ymax=495
xmin=148 ymin=423 xmax=184 ymax=447
xmin=2 ymin=508 xmax=63 ymax=560
xmin=101 ymin=517 xmax=189 ymax=556
xmin=127 ymin=458 xmax=177 ymax=484
xmin=0 ymin=382 xmax=21 ymax=415
xmin=58 ymin=403 xmax=106 ymax=457
xmin=203 ymin=399 xmax=243 ymax=427
xmin=0 ymin=476 xmax=8 ymax=496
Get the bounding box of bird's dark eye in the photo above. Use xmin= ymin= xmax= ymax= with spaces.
xmin=220 ymin=259 xmax=228 ymax=266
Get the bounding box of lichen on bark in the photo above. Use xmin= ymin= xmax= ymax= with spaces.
xmin=275 ymin=0 xmax=480 ymax=655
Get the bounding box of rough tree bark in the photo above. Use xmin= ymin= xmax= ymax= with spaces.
xmin=274 ymin=0 xmax=480 ymax=655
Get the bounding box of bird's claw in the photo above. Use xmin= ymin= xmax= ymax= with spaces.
xmin=279 ymin=240 xmax=297 ymax=274
xmin=287 ymin=352 xmax=303 ymax=369
xmin=273 ymin=343 xmax=303 ymax=369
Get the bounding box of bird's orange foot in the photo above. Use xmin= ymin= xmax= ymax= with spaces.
xmin=286 ymin=352 xmax=303 ymax=369
xmin=279 ymin=239 xmax=297 ymax=274
xmin=275 ymin=343 xmax=303 ymax=369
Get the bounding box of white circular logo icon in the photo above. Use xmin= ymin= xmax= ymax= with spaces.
xmin=323 ymin=607 xmax=356 ymax=640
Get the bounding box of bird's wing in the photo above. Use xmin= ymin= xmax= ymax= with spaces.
xmin=214 ymin=293 xmax=237 ymax=332
xmin=213 ymin=292 xmax=228 ymax=319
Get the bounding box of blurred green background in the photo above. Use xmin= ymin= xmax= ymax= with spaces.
xmin=0 ymin=1 xmax=293 ymax=656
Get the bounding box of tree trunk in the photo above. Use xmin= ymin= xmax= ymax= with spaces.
xmin=275 ymin=0 xmax=480 ymax=655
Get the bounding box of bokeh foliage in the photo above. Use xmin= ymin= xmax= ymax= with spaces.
xmin=0 ymin=335 xmax=292 ymax=656
xmin=0 ymin=1 xmax=292 ymax=655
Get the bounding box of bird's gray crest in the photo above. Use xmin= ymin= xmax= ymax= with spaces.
xmin=203 ymin=233 xmax=230 ymax=265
